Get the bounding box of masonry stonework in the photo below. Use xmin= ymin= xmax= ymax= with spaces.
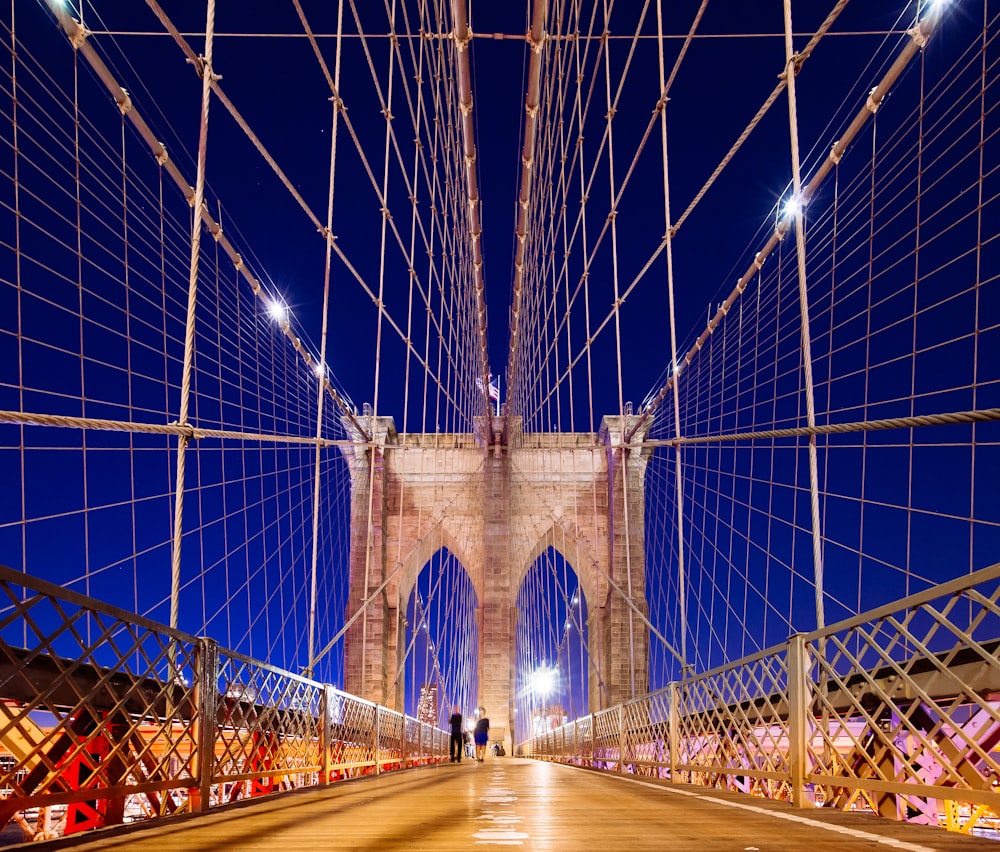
xmin=340 ymin=414 xmax=651 ymax=753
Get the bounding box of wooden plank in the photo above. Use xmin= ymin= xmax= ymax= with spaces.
xmin=25 ymin=758 xmax=998 ymax=851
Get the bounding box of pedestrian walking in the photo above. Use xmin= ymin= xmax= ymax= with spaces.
xmin=448 ymin=705 xmax=463 ymax=762
xmin=473 ymin=708 xmax=490 ymax=762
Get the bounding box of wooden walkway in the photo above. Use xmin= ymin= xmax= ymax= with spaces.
xmin=19 ymin=758 xmax=999 ymax=851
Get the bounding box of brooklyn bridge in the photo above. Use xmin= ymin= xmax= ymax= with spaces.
xmin=0 ymin=0 xmax=998 ymax=847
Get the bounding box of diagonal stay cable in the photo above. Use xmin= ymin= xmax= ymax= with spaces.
xmin=142 ymin=0 xmax=461 ymax=417
xmin=42 ymin=0 xmax=370 ymax=443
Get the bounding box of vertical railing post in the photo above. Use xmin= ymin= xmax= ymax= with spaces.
xmin=669 ymin=681 xmax=679 ymax=781
xmin=400 ymin=714 xmax=408 ymax=769
xmin=591 ymin=713 xmax=597 ymax=768
xmin=374 ymin=705 xmax=382 ymax=775
xmin=190 ymin=637 xmax=218 ymax=813
xmin=618 ymin=704 xmax=626 ymax=774
xmin=320 ymin=685 xmax=335 ymax=784
xmin=787 ymin=633 xmax=809 ymax=807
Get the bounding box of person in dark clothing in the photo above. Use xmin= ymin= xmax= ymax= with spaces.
xmin=448 ymin=705 xmax=463 ymax=762
xmin=473 ymin=709 xmax=490 ymax=762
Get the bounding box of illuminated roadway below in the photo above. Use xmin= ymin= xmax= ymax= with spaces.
xmin=20 ymin=759 xmax=997 ymax=851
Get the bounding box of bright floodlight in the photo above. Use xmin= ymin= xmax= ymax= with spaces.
xmin=267 ymin=298 xmax=288 ymax=324
xmin=531 ymin=666 xmax=557 ymax=698
xmin=782 ymin=196 xmax=803 ymax=220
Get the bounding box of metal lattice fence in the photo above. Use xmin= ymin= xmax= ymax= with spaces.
xmin=521 ymin=561 xmax=1000 ymax=839
xmin=0 ymin=564 xmax=447 ymax=842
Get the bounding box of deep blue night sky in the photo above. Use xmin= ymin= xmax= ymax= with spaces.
xmin=6 ymin=1 xmax=939 ymax=422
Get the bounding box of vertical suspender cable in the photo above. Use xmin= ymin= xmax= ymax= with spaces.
xmin=401 ymin=0 xmax=429 ymax=436
xmin=656 ymin=0 xmax=689 ymax=669
xmin=11 ymin=1 xmax=29 ymax=647
xmin=601 ymin=0 xmax=636 ymax=697
xmin=505 ymin=0 xmax=548 ymax=430
xmin=451 ymin=0 xmax=493 ymax=428
xmin=169 ymin=0 xmax=216 ymax=632
xmin=361 ymin=0 xmax=400 ymax=698
xmin=306 ymin=0 xmax=345 ymax=675
xmin=389 ymin=0 xmax=433 ymax=706
xmin=121 ymin=113 xmax=139 ymax=617
xmin=371 ymin=0 xmax=397 ymax=426
xmin=72 ymin=39 xmax=92 ymax=615
xmin=971 ymin=3 xmax=987 ymax=581
xmin=782 ymin=0 xmax=825 ymax=631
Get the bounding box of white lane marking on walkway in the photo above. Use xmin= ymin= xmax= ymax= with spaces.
xmin=473 ymin=765 xmax=528 ymax=845
xmin=477 ymin=815 xmax=523 ymax=825
xmin=472 ymin=829 xmax=529 ymax=843
xmin=617 ymin=776 xmax=938 ymax=852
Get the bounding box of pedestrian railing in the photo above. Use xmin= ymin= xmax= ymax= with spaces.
xmin=521 ymin=561 xmax=1000 ymax=838
xmin=0 ymin=564 xmax=447 ymax=842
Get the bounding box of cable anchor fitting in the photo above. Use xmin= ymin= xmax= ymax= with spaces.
xmin=117 ymin=88 xmax=133 ymax=116
xmin=865 ymin=86 xmax=882 ymax=114
xmin=453 ymin=28 xmax=472 ymax=52
xmin=907 ymin=24 xmax=929 ymax=50
xmin=67 ymin=20 xmax=90 ymax=50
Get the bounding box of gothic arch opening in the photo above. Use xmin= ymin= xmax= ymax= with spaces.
xmin=402 ymin=548 xmax=479 ymax=727
xmin=513 ymin=546 xmax=589 ymax=744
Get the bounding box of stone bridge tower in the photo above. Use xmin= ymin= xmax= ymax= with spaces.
xmin=339 ymin=414 xmax=651 ymax=753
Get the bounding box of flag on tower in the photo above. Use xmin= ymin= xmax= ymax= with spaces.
xmin=476 ymin=373 xmax=501 ymax=416
xmin=489 ymin=374 xmax=500 ymax=415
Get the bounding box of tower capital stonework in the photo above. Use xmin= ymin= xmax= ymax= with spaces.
xmin=341 ymin=415 xmax=652 ymax=751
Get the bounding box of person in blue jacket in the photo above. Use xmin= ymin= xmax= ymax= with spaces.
xmin=473 ymin=708 xmax=490 ymax=762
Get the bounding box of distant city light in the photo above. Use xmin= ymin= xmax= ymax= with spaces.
xmin=267 ymin=298 xmax=288 ymax=324
xmin=531 ymin=666 xmax=557 ymax=698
